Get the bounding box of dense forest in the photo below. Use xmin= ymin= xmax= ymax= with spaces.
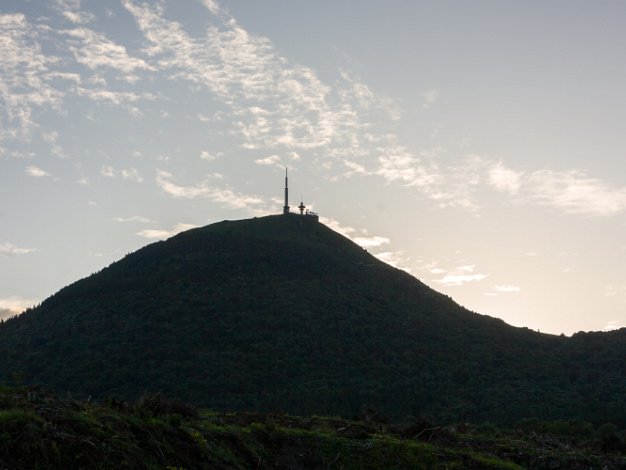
xmin=0 ymin=215 xmax=624 ymax=428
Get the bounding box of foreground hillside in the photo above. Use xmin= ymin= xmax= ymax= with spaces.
xmin=0 ymin=386 xmax=624 ymax=469
xmin=0 ymin=215 xmax=625 ymax=426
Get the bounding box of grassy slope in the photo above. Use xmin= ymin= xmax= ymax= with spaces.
xmin=0 ymin=387 xmax=624 ymax=470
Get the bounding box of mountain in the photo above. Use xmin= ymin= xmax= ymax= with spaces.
xmin=0 ymin=214 xmax=624 ymax=426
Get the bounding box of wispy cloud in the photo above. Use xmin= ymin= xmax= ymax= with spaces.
xmin=376 ymin=145 xmax=441 ymax=187
xmin=62 ymin=10 xmax=95 ymax=25
xmin=54 ymin=0 xmax=96 ymax=25
xmin=25 ymin=165 xmax=52 ymax=177
xmin=319 ymin=217 xmax=356 ymax=238
xmin=254 ymin=154 xmax=281 ymax=166
xmin=339 ymin=70 xmax=377 ymax=109
xmin=434 ymin=265 xmax=488 ymax=287
xmin=374 ymin=251 xmax=412 ymax=272
xmin=100 ymin=166 xmax=115 ymax=177
xmin=43 ymin=71 xmax=82 ymax=84
xmin=48 ymin=22 xmax=158 ymax=113
xmin=201 ymin=0 xmax=222 ymax=15
xmin=5 ymin=0 xmax=624 ymax=226
xmin=377 ymin=142 xmax=626 ymax=217
xmin=114 ymin=215 xmax=151 ymax=223
xmin=0 ymin=296 xmax=35 ymax=320
xmin=75 ymin=88 xmax=153 ymax=110
xmin=125 ymin=0 xmax=605 ymax=218
xmin=494 ymin=285 xmax=521 ymax=293
xmin=136 ymin=222 xmax=198 ymax=239
xmin=200 ymin=150 xmax=221 ymax=161
xmin=526 ymin=169 xmax=626 ymax=216
xmin=121 ymin=0 xmax=382 ymax=159
xmin=0 ymin=242 xmax=35 ymax=255
xmin=603 ymin=320 xmax=624 ymax=332
xmin=61 ymin=27 xmax=154 ymax=76
xmin=318 ymin=217 xmax=411 ymax=272
xmin=485 ymin=284 xmax=522 ymax=296
xmin=0 ymin=14 xmax=63 ymax=142
xmin=377 ymin=150 xmax=486 ymax=209
xmin=488 ymin=161 xmax=626 ymax=216
xmin=353 ymin=236 xmax=390 ymax=249
xmin=488 ymin=161 xmax=523 ymax=195
xmin=42 ymin=130 xmax=66 ymax=158
xmin=101 ymin=166 xmax=143 ymax=182
xmin=156 ymin=170 xmax=267 ymax=212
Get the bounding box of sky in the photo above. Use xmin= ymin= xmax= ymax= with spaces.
xmin=2 ymin=0 xmax=626 ymax=336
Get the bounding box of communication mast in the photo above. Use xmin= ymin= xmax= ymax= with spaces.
xmin=280 ymin=169 xmax=318 ymax=221
xmin=283 ymin=168 xmax=290 ymax=214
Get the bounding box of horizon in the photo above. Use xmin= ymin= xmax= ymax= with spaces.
xmin=2 ymin=1 xmax=626 ymax=335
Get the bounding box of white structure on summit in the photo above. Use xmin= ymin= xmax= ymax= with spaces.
xmin=281 ymin=169 xmax=318 ymax=221
xmin=298 ymin=197 xmax=306 ymax=215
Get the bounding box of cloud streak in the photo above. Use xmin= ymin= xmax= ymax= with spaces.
xmin=488 ymin=161 xmax=523 ymax=195
xmin=254 ymin=155 xmax=281 ymax=166
xmin=46 ymin=0 xmax=621 ymax=220
xmin=488 ymin=162 xmax=626 ymax=216
xmin=114 ymin=215 xmax=151 ymax=223
xmin=3 ymin=1 xmax=625 ymax=224
xmin=0 ymin=242 xmax=35 ymax=255
xmin=353 ymin=236 xmax=390 ymax=249
xmin=526 ymin=169 xmax=626 ymax=216
xmin=54 ymin=0 xmax=96 ymax=25
xmin=603 ymin=320 xmax=624 ymax=332
xmin=0 ymin=14 xmax=63 ymax=142
xmin=434 ymin=265 xmax=488 ymax=287
xmin=101 ymin=166 xmax=144 ymax=182
xmin=136 ymin=222 xmax=198 ymax=240
xmin=25 ymin=165 xmax=52 ymax=178
xmin=121 ymin=0 xmax=385 ymax=161
xmin=0 ymin=296 xmax=36 ymax=320
xmin=156 ymin=170 xmax=267 ymax=212
xmin=62 ymin=27 xmax=154 ymax=77
xmin=494 ymin=285 xmax=521 ymax=293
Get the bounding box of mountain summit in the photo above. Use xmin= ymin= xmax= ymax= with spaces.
xmin=0 ymin=215 xmax=624 ymax=425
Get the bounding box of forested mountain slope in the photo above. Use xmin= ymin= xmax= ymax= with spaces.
xmin=0 ymin=215 xmax=624 ymax=426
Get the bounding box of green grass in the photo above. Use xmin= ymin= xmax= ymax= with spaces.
xmin=0 ymin=386 xmax=623 ymax=469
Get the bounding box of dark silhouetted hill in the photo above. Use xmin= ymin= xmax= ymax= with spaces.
xmin=0 ymin=215 xmax=624 ymax=426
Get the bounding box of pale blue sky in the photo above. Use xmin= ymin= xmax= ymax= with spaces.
xmin=2 ymin=0 xmax=626 ymax=335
